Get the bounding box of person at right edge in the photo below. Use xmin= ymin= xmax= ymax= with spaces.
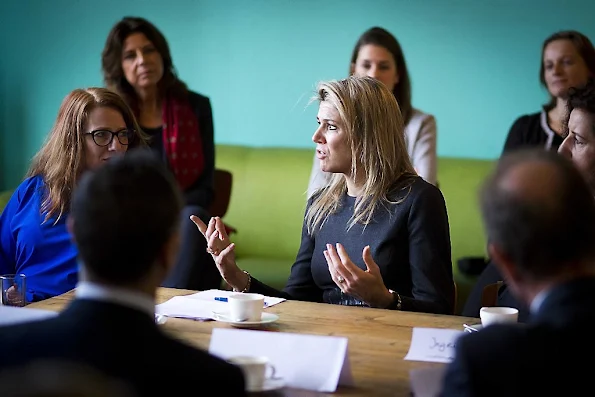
xmin=464 ymin=78 xmax=595 ymax=320
xmin=463 ymin=31 xmax=595 ymax=320
xmin=441 ymin=148 xmax=595 ymax=397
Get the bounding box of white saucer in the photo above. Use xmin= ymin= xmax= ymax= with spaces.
xmin=212 ymin=312 xmax=279 ymax=328
xmin=248 ymin=377 xmax=285 ymax=392
xmin=463 ymin=323 xmax=483 ymax=333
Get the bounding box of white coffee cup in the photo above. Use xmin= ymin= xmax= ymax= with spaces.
xmin=228 ymin=355 xmax=276 ymax=391
xmin=480 ymin=306 xmax=519 ymax=326
xmin=228 ymin=293 xmax=264 ymax=322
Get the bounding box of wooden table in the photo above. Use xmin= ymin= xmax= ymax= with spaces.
xmin=28 ymin=288 xmax=476 ymax=397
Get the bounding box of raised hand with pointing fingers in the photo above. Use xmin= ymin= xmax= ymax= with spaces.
xmin=190 ymin=215 xmax=249 ymax=291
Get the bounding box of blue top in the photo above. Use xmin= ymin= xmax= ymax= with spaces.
xmin=0 ymin=175 xmax=78 ymax=302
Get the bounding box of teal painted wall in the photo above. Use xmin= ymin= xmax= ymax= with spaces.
xmin=1 ymin=0 xmax=595 ymax=190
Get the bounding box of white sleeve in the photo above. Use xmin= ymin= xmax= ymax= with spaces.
xmin=306 ymin=154 xmax=331 ymax=198
xmin=410 ymin=115 xmax=437 ymax=186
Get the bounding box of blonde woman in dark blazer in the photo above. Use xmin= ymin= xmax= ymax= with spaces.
xmin=194 ymin=77 xmax=454 ymax=315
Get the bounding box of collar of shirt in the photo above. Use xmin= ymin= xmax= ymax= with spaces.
xmin=530 ymin=288 xmax=550 ymax=314
xmin=75 ymin=281 xmax=155 ymax=318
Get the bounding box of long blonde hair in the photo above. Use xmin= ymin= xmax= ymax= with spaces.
xmin=305 ymin=76 xmax=416 ymax=234
xmin=26 ymin=88 xmax=148 ymax=222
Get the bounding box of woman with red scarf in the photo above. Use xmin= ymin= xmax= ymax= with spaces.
xmin=101 ymin=17 xmax=220 ymax=291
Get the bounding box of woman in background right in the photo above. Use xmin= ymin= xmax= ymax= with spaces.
xmin=307 ymin=27 xmax=437 ymax=197
xmin=502 ymin=30 xmax=595 ymax=154
xmin=463 ymin=32 xmax=595 ymax=321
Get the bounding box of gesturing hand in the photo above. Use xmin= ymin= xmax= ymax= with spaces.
xmin=324 ymin=243 xmax=393 ymax=308
xmin=190 ymin=215 xmax=248 ymax=290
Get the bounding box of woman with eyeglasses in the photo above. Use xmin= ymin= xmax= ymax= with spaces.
xmin=0 ymin=88 xmax=147 ymax=303
xmin=101 ymin=17 xmax=220 ymax=291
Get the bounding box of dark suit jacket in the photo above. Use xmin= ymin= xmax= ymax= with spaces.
xmin=252 ymin=176 xmax=454 ymax=314
xmin=441 ymin=277 xmax=595 ymax=397
xmin=0 ymin=299 xmax=246 ymax=396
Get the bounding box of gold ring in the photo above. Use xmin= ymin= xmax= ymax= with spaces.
xmin=337 ymin=276 xmax=345 ymax=284
xmin=206 ymin=248 xmax=219 ymax=255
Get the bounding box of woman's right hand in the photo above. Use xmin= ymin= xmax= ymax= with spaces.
xmin=190 ymin=215 xmax=248 ymax=290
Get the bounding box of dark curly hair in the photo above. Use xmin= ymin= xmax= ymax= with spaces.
xmin=563 ymin=78 xmax=595 ymax=138
xmin=101 ymin=17 xmax=188 ymax=112
xmin=540 ymin=31 xmax=595 ymax=111
xmin=349 ymin=27 xmax=412 ymax=124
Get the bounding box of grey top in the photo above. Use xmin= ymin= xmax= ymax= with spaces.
xmin=251 ymin=176 xmax=454 ymax=314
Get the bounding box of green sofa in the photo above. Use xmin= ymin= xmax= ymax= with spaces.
xmin=0 ymin=145 xmax=495 ymax=314
xmin=0 ymin=190 xmax=11 ymax=213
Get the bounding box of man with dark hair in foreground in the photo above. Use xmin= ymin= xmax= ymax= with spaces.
xmin=441 ymin=149 xmax=595 ymax=396
xmin=0 ymin=150 xmax=246 ymax=396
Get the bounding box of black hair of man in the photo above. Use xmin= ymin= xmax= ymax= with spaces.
xmin=70 ymin=149 xmax=183 ymax=284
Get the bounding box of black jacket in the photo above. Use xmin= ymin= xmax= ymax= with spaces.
xmin=0 ymin=299 xmax=246 ymax=396
xmin=442 ymin=277 xmax=595 ymax=397
xmin=502 ymin=111 xmax=563 ymax=155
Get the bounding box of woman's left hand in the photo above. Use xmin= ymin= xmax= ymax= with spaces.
xmin=324 ymin=243 xmax=394 ymax=308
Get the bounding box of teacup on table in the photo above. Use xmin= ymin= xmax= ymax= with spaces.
xmin=480 ymin=306 xmax=518 ymax=326
xmin=228 ymin=355 xmax=276 ymax=391
xmin=228 ymin=293 xmax=264 ymax=322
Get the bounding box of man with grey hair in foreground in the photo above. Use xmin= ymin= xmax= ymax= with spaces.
xmin=441 ymin=149 xmax=595 ymax=396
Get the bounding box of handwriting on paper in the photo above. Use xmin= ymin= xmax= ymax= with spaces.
xmin=404 ymin=327 xmax=464 ymax=363
xmin=430 ymin=336 xmax=457 ymax=352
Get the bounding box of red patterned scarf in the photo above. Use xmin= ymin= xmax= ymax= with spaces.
xmin=162 ymin=96 xmax=205 ymax=190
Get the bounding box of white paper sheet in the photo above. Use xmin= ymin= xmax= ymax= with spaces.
xmin=209 ymin=328 xmax=353 ymax=392
xmin=155 ymin=289 xmax=286 ymax=320
xmin=185 ymin=289 xmax=286 ymax=307
xmin=155 ymin=295 xmax=226 ymax=320
xmin=0 ymin=305 xmax=58 ymax=326
xmin=409 ymin=366 xmax=447 ymax=397
xmin=404 ymin=327 xmax=464 ymax=363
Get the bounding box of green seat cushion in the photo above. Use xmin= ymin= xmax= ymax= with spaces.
xmin=216 ymin=145 xmax=311 ymax=261
xmin=0 ymin=190 xmax=14 ymax=214
xmin=437 ymin=157 xmax=495 ymax=313
xmin=236 ymin=256 xmax=292 ymax=291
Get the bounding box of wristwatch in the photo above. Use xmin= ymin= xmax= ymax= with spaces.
xmin=388 ymin=289 xmax=402 ymax=310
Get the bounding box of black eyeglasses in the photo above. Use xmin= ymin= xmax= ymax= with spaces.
xmin=85 ymin=129 xmax=134 ymax=147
